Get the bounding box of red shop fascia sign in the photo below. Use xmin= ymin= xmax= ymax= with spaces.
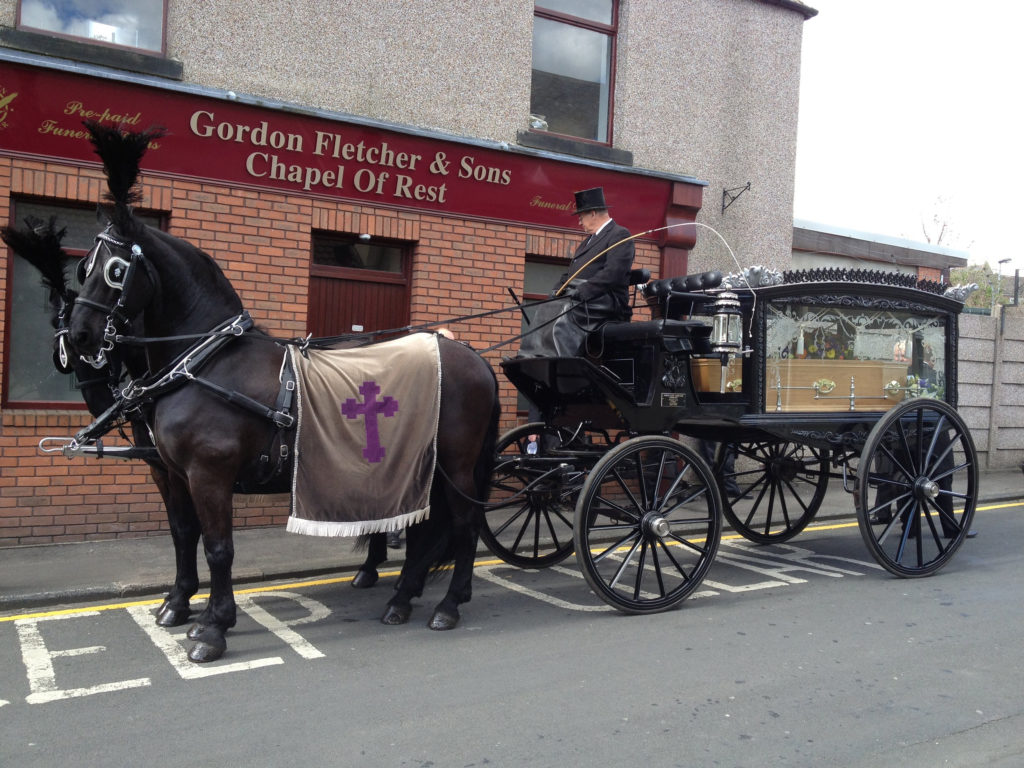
xmin=0 ymin=59 xmax=704 ymax=245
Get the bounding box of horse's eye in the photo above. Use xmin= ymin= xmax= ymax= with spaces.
xmin=76 ymin=258 xmax=87 ymax=285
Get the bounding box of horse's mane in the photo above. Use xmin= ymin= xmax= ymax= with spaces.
xmin=0 ymin=215 xmax=71 ymax=304
xmin=146 ymin=225 xmax=244 ymax=312
xmin=84 ymin=120 xmax=167 ymax=238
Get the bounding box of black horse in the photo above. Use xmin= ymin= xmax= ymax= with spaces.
xmin=3 ymin=216 xmax=400 ymax=625
xmin=68 ymin=122 xmax=500 ymax=662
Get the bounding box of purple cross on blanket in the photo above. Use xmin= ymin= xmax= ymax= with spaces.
xmin=341 ymin=380 xmax=398 ymax=463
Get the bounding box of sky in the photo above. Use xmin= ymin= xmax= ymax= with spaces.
xmin=793 ymin=0 xmax=1024 ymax=273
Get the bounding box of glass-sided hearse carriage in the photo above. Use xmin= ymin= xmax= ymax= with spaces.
xmin=490 ymin=267 xmax=978 ymax=614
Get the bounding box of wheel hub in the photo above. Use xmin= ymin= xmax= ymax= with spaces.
xmin=915 ymin=476 xmax=940 ymax=500
xmin=644 ymin=513 xmax=671 ymax=539
xmin=769 ymin=457 xmax=801 ymax=482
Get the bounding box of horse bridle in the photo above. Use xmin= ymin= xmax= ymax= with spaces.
xmin=73 ymin=227 xmax=159 ymax=365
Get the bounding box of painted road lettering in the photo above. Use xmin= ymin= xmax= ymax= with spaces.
xmin=1 ymin=538 xmax=882 ymax=706
xmin=15 ymin=611 xmax=151 ymax=704
xmin=235 ymin=592 xmax=329 ymax=660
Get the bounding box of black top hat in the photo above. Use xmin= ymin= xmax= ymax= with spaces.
xmin=571 ymin=187 xmax=608 ymax=215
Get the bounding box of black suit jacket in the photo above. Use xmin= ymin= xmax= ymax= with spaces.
xmin=554 ymin=219 xmax=635 ymax=316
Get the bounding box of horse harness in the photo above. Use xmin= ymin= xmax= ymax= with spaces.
xmin=72 ymin=229 xmax=298 ymax=486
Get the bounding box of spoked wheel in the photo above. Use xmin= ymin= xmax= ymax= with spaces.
xmin=856 ymin=398 xmax=977 ymax=577
xmin=573 ymin=436 xmax=722 ymax=613
xmin=717 ymin=440 xmax=830 ymax=543
xmin=481 ymin=423 xmax=592 ymax=568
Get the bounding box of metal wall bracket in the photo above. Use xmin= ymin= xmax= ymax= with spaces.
xmin=722 ymin=182 xmax=751 ymax=214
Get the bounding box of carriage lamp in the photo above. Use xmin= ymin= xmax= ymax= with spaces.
xmin=711 ymin=291 xmax=742 ymax=393
xmin=711 ymin=291 xmax=742 ymax=354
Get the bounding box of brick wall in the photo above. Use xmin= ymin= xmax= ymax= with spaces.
xmin=0 ymin=156 xmax=660 ymax=546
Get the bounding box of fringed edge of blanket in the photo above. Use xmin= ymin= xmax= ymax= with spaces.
xmin=286 ymin=504 xmax=431 ymax=538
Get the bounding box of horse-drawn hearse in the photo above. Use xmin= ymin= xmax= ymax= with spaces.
xmin=11 ymin=122 xmax=978 ymax=662
xmin=485 ymin=264 xmax=978 ymax=612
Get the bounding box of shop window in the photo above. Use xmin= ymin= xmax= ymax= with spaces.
xmin=3 ymin=200 xmax=161 ymax=408
xmin=523 ymin=258 xmax=566 ymax=303
xmin=17 ymin=0 xmax=167 ymax=54
xmin=531 ymin=0 xmax=617 ymax=144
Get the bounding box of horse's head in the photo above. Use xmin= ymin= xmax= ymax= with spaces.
xmin=68 ymin=221 xmax=161 ymax=367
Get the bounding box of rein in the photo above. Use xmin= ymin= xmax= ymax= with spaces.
xmin=109 ymin=294 xmax=591 ymax=356
xmin=112 ymin=290 xmax=622 ymax=358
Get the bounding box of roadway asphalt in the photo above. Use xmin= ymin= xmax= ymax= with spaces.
xmin=1 ymin=467 xmax=1020 ymax=612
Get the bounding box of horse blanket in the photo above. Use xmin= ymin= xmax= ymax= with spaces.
xmin=287 ymin=333 xmax=441 ymax=537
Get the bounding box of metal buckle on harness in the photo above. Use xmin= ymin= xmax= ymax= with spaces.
xmin=102 ymin=316 xmax=120 ymax=352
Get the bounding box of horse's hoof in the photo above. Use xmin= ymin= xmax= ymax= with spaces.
xmin=187 ymin=624 xmax=227 ymax=663
xmin=381 ymin=604 xmax=412 ymax=625
xmin=188 ymin=638 xmax=226 ymax=663
xmin=155 ymin=602 xmax=192 ymax=627
xmin=351 ymin=569 xmax=379 ymax=589
xmin=428 ymin=608 xmax=460 ymax=631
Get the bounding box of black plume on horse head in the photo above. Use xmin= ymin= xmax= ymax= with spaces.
xmin=83 ymin=120 xmax=167 ymax=234
xmin=1 ymin=215 xmax=72 ymax=316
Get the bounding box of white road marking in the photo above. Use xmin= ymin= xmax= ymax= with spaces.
xmin=235 ymin=592 xmax=329 ymax=660
xmin=125 ymin=605 xmax=283 ymax=678
xmin=15 ymin=611 xmax=151 ymax=704
xmin=476 ymin=565 xmax=608 ymax=611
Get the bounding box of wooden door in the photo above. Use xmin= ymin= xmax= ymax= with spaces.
xmin=307 ymin=235 xmax=410 ymax=338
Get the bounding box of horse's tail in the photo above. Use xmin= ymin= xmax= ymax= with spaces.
xmin=1 ymin=215 xmax=72 ymax=303
xmin=83 ymin=121 xmax=167 ymax=234
xmin=473 ymin=365 xmax=502 ymax=509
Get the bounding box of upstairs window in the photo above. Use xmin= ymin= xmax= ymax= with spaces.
xmin=17 ymin=0 xmax=167 ymax=54
xmin=531 ymin=0 xmax=617 ymax=144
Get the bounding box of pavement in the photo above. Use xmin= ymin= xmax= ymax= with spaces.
xmin=1 ymin=467 xmax=1021 ymax=613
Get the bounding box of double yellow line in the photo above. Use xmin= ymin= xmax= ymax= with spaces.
xmin=3 ymin=500 xmax=1018 ymax=624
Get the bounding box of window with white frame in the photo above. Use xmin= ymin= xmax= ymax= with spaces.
xmin=531 ymin=0 xmax=617 ymax=144
xmin=17 ymin=0 xmax=167 ymax=54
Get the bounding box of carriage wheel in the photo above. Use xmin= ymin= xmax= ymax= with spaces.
xmin=717 ymin=440 xmax=830 ymax=544
xmin=481 ymin=423 xmax=590 ymax=568
xmin=856 ymin=398 xmax=977 ymax=577
xmin=573 ymin=436 xmax=722 ymax=613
